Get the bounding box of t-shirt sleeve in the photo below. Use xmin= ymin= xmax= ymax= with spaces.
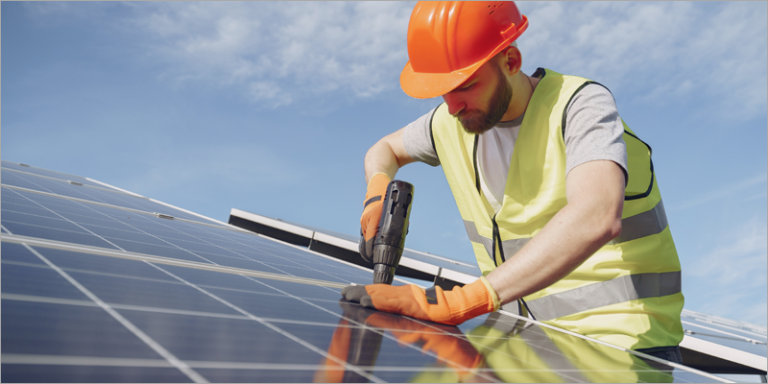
xmin=402 ymin=107 xmax=441 ymax=167
xmin=564 ymin=84 xmax=628 ymax=183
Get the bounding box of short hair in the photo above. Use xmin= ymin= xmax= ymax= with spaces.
xmin=510 ymin=41 xmax=518 ymax=48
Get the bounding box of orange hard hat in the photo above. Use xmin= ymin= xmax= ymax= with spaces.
xmin=400 ymin=1 xmax=528 ymax=99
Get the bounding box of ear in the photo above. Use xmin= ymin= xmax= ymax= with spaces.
xmin=500 ymin=46 xmax=522 ymax=76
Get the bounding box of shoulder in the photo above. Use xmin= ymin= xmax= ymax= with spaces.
xmin=561 ymin=80 xmax=628 ymax=180
xmin=564 ymin=82 xmax=619 ymax=128
xmin=567 ymin=82 xmax=615 ymax=110
xmin=402 ymin=106 xmax=441 ymax=167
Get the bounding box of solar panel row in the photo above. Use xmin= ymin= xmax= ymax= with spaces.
xmin=1 ymin=160 xmax=725 ymax=383
xmin=229 ymin=181 xmax=768 ymax=378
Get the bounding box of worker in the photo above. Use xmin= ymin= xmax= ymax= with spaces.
xmin=342 ymin=1 xmax=684 ymax=363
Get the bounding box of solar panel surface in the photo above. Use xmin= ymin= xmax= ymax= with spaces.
xmin=230 ymin=195 xmax=768 ymax=377
xmin=1 ymin=160 xmax=726 ymax=383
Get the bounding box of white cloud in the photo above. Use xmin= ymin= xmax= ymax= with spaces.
xmin=685 ymin=217 xmax=767 ymax=325
xmin=125 ymin=2 xmax=415 ymax=108
xmin=26 ymin=1 xmax=766 ymax=118
xmin=692 ymin=283 xmax=767 ymax=327
xmin=689 ymin=217 xmax=767 ymax=286
xmin=672 ymin=173 xmax=767 ymax=211
xmin=519 ymin=2 xmax=767 ymax=120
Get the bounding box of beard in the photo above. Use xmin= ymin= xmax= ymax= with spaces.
xmin=458 ymin=67 xmax=513 ymax=134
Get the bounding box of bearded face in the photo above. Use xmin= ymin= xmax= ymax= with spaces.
xmin=457 ymin=66 xmax=513 ymax=134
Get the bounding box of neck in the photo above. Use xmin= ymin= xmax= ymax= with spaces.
xmin=501 ymin=72 xmax=538 ymax=121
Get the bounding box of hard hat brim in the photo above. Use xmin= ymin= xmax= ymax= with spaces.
xmin=399 ymin=59 xmax=486 ymax=100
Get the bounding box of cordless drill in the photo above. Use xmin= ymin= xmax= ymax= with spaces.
xmin=359 ymin=180 xmax=414 ymax=284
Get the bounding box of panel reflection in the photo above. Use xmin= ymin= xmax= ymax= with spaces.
xmin=318 ymin=303 xmax=683 ymax=383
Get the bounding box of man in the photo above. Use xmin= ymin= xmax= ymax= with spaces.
xmin=342 ymin=1 xmax=684 ymax=362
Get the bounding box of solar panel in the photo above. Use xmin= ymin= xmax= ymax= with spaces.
xmin=677 ymin=309 xmax=767 ymax=378
xmin=1 ymin=160 xmax=729 ymax=382
xmin=230 ymin=191 xmax=768 ymax=380
xmin=2 ymin=164 xmax=228 ymax=225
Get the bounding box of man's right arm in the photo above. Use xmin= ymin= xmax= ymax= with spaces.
xmin=364 ymin=106 xmax=441 ymax=182
xmin=364 ymin=128 xmax=415 ymax=183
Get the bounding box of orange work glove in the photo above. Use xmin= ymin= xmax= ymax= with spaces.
xmin=359 ymin=172 xmax=390 ymax=261
xmin=340 ymin=277 xmax=500 ymax=326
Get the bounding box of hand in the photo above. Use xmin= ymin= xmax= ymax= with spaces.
xmin=359 ymin=173 xmax=390 ymax=261
xmin=340 ymin=277 xmax=500 ymax=326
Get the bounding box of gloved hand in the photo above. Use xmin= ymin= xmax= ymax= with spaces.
xmin=340 ymin=277 xmax=500 ymax=326
xmin=359 ymin=172 xmax=391 ymax=261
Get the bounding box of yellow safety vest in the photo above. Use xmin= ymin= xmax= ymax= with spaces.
xmin=431 ymin=68 xmax=684 ymax=350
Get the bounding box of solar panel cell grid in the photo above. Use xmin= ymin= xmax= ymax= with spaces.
xmin=682 ymin=322 xmax=767 ymax=357
xmin=2 ymin=169 xmax=225 ymax=225
xmin=1 ymin=162 xmax=724 ymax=383
xmin=3 ymin=300 xmax=164 ymax=359
xmin=2 ymin=160 xmax=103 ymax=188
xmin=683 ymin=312 xmax=767 ymax=341
xmin=2 ymin=263 xmax=92 ymax=300
xmin=2 ymin=364 xmax=194 ymax=383
xmin=3 ymin=188 xmax=386 ymax=286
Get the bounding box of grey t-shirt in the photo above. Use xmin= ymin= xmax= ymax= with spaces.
xmin=403 ymin=83 xmax=628 ymax=186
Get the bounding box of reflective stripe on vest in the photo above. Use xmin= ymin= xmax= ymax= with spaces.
xmin=612 ymin=199 xmax=669 ymax=244
xmin=464 ymin=198 xmax=670 ymax=261
xmin=527 ymin=271 xmax=682 ymax=321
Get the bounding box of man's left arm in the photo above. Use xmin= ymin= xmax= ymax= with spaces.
xmin=486 ymin=159 xmax=625 ymax=304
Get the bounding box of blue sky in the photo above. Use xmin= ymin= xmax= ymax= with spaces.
xmin=2 ymin=2 xmax=766 ymax=326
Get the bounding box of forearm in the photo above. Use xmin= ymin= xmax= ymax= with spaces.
xmin=486 ymin=160 xmax=625 ymax=305
xmin=485 ymin=203 xmax=620 ymax=304
xmin=364 ymin=141 xmax=401 ymax=182
xmin=364 ymin=128 xmax=414 ymax=183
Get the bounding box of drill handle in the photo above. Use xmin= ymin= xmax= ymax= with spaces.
xmin=358 ymin=231 xmax=373 ymax=263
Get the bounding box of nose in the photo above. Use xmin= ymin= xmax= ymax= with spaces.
xmin=443 ymin=92 xmax=466 ymax=116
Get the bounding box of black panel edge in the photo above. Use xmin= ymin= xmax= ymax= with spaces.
xmin=228 ymin=215 xmax=311 ymax=247
xmin=679 ymin=347 xmax=766 ymax=375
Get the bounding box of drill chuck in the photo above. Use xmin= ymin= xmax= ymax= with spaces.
xmin=372 ymin=245 xmax=403 ymax=285
xmin=360 ymin=180 xmax=414 ymax=285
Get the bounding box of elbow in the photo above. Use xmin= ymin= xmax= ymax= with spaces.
xmin=584 ymin=206 xmax=622 ymax=245
xmin=596 ymin=198 xmax=624 ymax=244
xmin=601 ymin=216 xmax=622 ymax=244
xmin=607 ymin=218 xmax=622 ymax=241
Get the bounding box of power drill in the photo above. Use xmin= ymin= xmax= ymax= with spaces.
xmin=358 ymin=180 xmax=414 ymax=284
